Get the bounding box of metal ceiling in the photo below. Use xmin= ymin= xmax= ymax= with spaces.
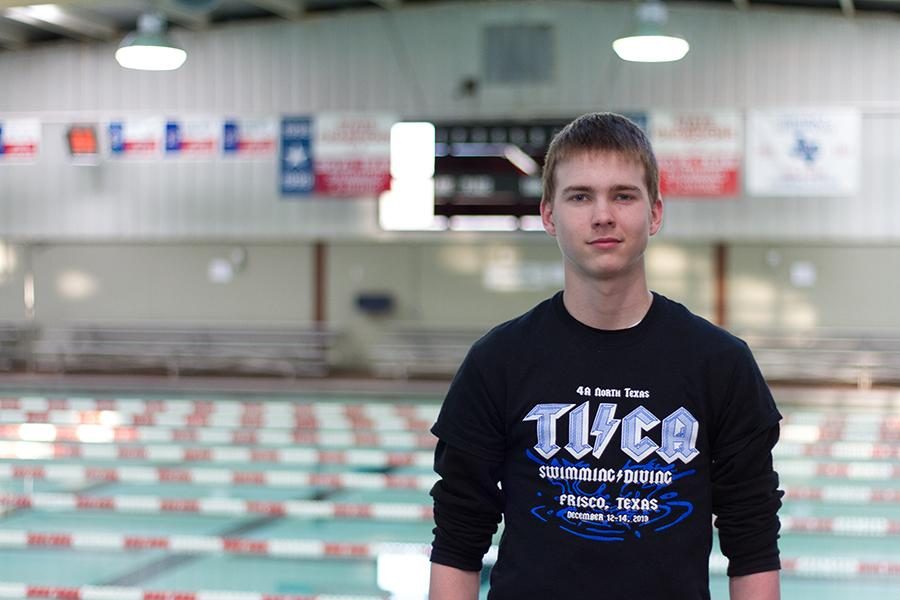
xmin=0 ymin=0 xmax=897 ymax=51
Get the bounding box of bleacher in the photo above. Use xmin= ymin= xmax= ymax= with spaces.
xmin=6 ymin=321 xmax=900 ymax=387
xmin=30 ymin=323 xmax=337 ymax=378
xmin=742 ymin=329 xmax=900 ymax=388
xmin=369 ymin=325 xmax=900 ymax=387
xmin=370 ymin=326 xmax=485 ymax=378
xmin=0 ymin=322 xmax=37 ymax=371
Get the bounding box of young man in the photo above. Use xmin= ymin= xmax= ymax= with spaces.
xmin=428 ymin=113 xmax=783 ymax=599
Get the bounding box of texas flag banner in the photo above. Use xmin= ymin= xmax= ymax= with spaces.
xmin=314 ymin=113 xmax=394 ymax=197
xmin=165 ymin=118 xmax=220 ymax=157
xmin=222 ymin=118 xmax=278 ymax=157
xmin=109 ymin=118 xmax=164 ymax=158
xmin=651 ymin=111 xmax=742 ymax=199
xmin=746 ymin=109 xmax=860 ymax=197
xmin=0 ymin=119 xmax=41 ymax=161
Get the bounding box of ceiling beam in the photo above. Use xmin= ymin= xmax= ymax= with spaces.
xmin=3 ymin=4 xmax=118 ymax=41
xmin=838 ymin=0 xmax=855 ymax=17
xmin=731 ymin=0 xmax=750 ymax=10
xmin=372 ymin=0 xmax=402 ymax=8
xmin=147 ymin=0 xmax=212 ymax=30
xmin=0 ymin=0 xmax=122 ymax=7
xmin=245 ymin=0 xmax=306 ymax=20
xmin=0 ymin=18 xmax=27 ymax=49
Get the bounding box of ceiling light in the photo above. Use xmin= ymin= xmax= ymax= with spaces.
xmin=115 ymin=13 xmax=186 ymax=71
xmin=613 ymin=0 xmax=689 ymax=63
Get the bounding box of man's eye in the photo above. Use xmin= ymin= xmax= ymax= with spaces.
xmin=570 ymin=194 xmax=588 ymax=202
xmin=616 ymin=194 xmax=636 ymax=201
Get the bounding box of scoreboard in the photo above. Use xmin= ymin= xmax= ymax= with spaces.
xmin=433 ymin=121 xmax=568 ymax=217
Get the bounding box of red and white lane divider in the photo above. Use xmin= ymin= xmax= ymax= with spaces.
xmin=0 ymin=530 xmax=433 ymax=558
xmin=0 ymin=530 xmax=897 ymax=580
xmin=780 ymin=422 xmax=900 ymax=444
xmin=0 ymin=554 xmax=896 ymax=600
xmin=783 ymin=485 xmax=900 ymax=504
xmin=0 ymin=493 xmax=434 ymax=521
xmin=775 ymin=459 xmax=900 ymax=480
xmin=782 ymin=412 xmax=900 ymax=426
xmin=780 ymin=516 xmax=900 ymax=536
xmin=0 ymin=460 xmax=893 ymax=489
xmin=0 ymin=442 xmax=434 ymax=468
xmin=0 ymin=464 xmax=440 ymax=490
xmin=776 ymin=442 xmax=900 ymax=460
xmin=7 ymin=410 xmax=900 ymax=443
xmin=7 ymin=396 xmax=899 ymax=425
xmin=2 ymin=482 xmax=897 ymax=522
xmin=0 ymin=519 xmax=897 ymax=560
xmin=5 ymin=422 xmax=895 ymax=458
xmin=0 ymin=410 xmax=432 ymax=432
xmin=4 ymin=401 xmax=898 ymax=440
xmin=0 ymin=558 xmax=895 ymax=600
xmin=6 ymin=438 xmax=896 ymax=471
xmin=2 ymin=396 xmax=441 ymax=420
xmin=707 ymin=554 xmax=900 ymax=578
xmin=0 ymin=583 xmax=384 ymax=600
xmin=2 ymin=436 xmax=895 ymax=463
xmin=0 ymin=425 xmax=438 ymax=450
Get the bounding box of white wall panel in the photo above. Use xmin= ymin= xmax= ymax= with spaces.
xmin=32 ymin=243 xmax=315 ymax=325
xmin=1 ymin=1 xmax=900 ymax=240
xmin=728 ymin=244 xmax=900 ymax=331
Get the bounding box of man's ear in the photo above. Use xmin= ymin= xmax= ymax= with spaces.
xmin=649 ymin=196 xmax=663 ymax=236
xmin=540 ymin=198 xmax=556 ymax=236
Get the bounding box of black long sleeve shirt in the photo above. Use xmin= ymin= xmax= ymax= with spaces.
xmin=430 ymin=292 xmax=782 ymax=599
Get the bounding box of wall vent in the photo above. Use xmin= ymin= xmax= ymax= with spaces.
xmin=483 ymin=24 xmax=554 ymax=84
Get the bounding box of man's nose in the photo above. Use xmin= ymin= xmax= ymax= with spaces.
xmin=592 ymin=198 xmax=615 ymax=227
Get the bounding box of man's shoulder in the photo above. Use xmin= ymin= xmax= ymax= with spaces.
xmin=657 ymin=294 xmax=750 ymax=355
xmin=470 ymin=294 xmax=557 ymax=355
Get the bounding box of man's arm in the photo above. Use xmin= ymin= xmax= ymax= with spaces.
xmin=429 ymin=563 xmax=480 ymax=600
xmin=730 ymin=570 xmax=780 ymax=600
xmin=429 ymin=441 xmax=503 ymax=599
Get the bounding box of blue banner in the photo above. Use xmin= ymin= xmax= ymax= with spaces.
xmin=280 ymin=117 xmax=314 ymax=196
xmin=165 ymin=121 xmax=181 ymax=153
xmin=223 ymin=120 xmax=239 ymax=153
xmin=109 ymin=122 xmax=125 ymax=154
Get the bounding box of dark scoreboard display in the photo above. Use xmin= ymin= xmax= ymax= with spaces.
xmin=433 ymin=120 xmax=568 ymax=217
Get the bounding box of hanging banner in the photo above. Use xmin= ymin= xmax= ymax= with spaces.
xmin=165 ymin=118 xmax=219 ymax=157
xmin=651 ymin=111 xmax=741 ymax=198
xmin=66 ymin=124 xmax=100 ymax=165
xmin=0 ymin=118 xmax=41 ymax=161
xmin=746 ymin=109 xmax=860 ymax=197
xmin=109 ymin=118 xmax=163 ymax=158
xmin=314 ymin=113 xmax=394 ymax=197
xmin=223 ymin=118 xmax=278 ymax=157
xmin=280 ymin=117 xmax=315 ymax=196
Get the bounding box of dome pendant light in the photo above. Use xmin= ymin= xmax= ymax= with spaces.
xmin=613 ymin=0 xmax=690 ymax=63
xmin=115 ymin=12 xmax=187 ymax=71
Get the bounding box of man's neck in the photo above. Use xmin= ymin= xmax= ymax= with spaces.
xmin=562 ymin=278 xmax=654 ymax=330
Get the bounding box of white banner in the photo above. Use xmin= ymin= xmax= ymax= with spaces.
xmin=314 ymin=113 xmax=394 ymax=197
xmin=651 ymin=111 xmax=741 ymax=198
xmin=165 ymin=117 xmax=220 ymax=157
xmin=109 ymin=118 xmax=164 ymax=158
xmin=223 ymin=117 xmax=278 ymax=157
xmin=746 ymin=109 xmax=860 ymax=197
xmin=0 ymin=119 xmax=40 ymax=162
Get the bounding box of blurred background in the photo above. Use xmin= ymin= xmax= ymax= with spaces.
xmin=0 ymin=0 xmax=898 ymax=598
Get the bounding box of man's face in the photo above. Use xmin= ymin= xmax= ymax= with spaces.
xmin=540 ymin=150 xmax=663 ymax=286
